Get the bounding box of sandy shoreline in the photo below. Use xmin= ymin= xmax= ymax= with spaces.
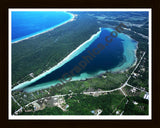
xmin=12 ymin=27 xmax=101 ymax=91
xmin=23 ymin=41 xmax=138 ymax=93
xmin=12 ymin=12 xmax=76 ymax=44
xmin=12 ymin=27 xmax=138 ymax=92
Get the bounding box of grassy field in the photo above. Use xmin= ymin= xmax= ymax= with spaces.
xmin=48 ymin=72 xmax=128 ymax=95
xmin=12 ymin=12 xmax=149 ymax=116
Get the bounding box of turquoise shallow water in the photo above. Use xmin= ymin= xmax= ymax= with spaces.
xmin=107 ymin=28 xmax=138 ymax=72
xmin=12 ymin=28 xmax=137 ymax=92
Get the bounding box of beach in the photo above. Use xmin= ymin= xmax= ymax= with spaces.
xmin=12 ymin=27 xmax=138 ymax=93
xmin=12 ymin=27 xmax=102 ymax=91
xmin=12 ymin=12 xmax=76 ymax=44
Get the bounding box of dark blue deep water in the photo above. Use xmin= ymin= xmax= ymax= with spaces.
xmin=11 ymin=11 xmax=73 ymax=42
xmin=24 ymin=28 xmax=124 ymax=89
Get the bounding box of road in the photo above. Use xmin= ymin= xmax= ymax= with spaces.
xmin=83 ymin=52 xmax=147 ymax=96
xmin=13 ymin=52 xmax=147 ymax=115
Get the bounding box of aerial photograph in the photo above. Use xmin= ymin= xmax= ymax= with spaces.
xmin=9 ymin=9 xmax=151 ymax=119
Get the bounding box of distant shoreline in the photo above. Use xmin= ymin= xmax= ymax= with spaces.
xmin=12 ymin=12 xmax=76 ymax=44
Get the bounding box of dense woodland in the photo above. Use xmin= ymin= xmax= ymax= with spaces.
xmin=20 ymin=92 xmax=125 ymax=115
xmin=12 ymin=12 xmax=149 ymax=115
xmin=12 ymin=13 xmax=99 ymax=86
xmin=19 ymin=93 xmax=148 ymax=115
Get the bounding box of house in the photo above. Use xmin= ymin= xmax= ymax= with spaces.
xmin=29 ymin=73 xmax=34 ymax=78
xmin=131 ymin=87 xmax=136 ymax=93
xmin=144 ymin=93 xmax=149 ymax=100
xmin=133 ymin=101 xmax=138 ymax=105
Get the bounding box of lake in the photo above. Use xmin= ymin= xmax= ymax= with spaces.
xmin=12 ymin=27 xmax=137 ymax=92
xmin=11 ymin=11 xmax=73 ymax=43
